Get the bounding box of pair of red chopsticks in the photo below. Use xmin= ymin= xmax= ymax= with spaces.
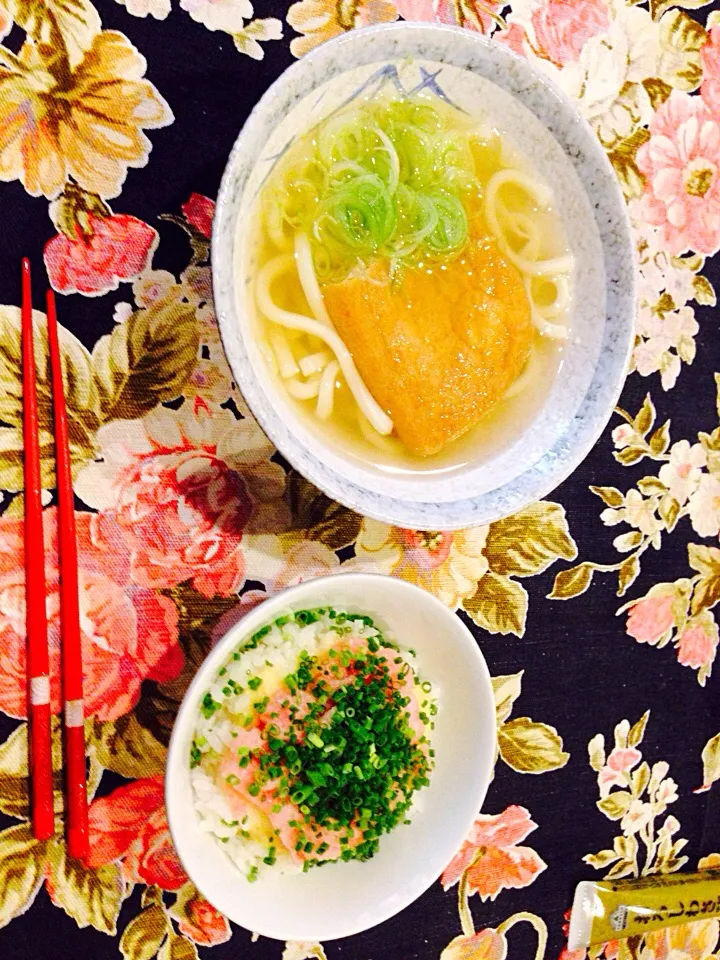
xmin=22 ymin=259 xmax=88 ymax=861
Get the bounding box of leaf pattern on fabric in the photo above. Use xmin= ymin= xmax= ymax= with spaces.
xmin=697 ymin=731 xmax=720 ymax=791
xmin=583 ymin=714 xmax=688 ymax=878
xmin=552 ymin=383 xmax=720 ymax=685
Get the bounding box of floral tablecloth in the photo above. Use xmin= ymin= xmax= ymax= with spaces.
xmin=0 ymin=0 xmax=719 ymax=959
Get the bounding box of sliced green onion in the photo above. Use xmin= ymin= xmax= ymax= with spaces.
xmin=425 ymin=192 xmax=468 ymax=252
xmin=271 ymin=95 xmax=477 ymax=278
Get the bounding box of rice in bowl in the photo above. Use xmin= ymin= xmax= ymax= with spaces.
xmin=190 ymin=606 xmax=437 ymax=881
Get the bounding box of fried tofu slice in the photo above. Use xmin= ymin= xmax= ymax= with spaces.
xmin=321 ymin=233 xmax=533 ymax=457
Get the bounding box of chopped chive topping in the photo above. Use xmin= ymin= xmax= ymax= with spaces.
xmin=263 ymin=847 xmax=277 ymax=865
xmin=201 ymin=693 xmax=220 ymax=719
xmin=194 ymin=607 xmax=436 ymax=874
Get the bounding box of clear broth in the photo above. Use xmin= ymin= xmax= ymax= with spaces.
xmin=248 ymin=94 xmax=572 ymax=476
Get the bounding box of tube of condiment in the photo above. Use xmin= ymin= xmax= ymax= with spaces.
xmin=568 ymin=869 xmax=720 ymax=950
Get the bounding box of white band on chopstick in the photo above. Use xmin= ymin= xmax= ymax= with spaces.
xmin=30 ymin=675 xmax=50 ymax=706
xmin=65 ymin=699 xmax=84 ymax=728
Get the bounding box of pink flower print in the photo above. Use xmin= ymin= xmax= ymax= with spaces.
xmin=394 ymin=0 xmax=500 ymax=32
xmin=702 ymin=26 xmax=720 ymax=109
xmin=676 ymin=613 xmax=718 ymax=675
xmin=494 ymin=22 xmax=528 ymax=58
xmin=658 ymin=440 xmax=706 ymax=506
xmin=598 ymin=747 xmax=641 ymax=796
xmin=441 ymin=805 xmax=546 ymax=900
xmin=637 ymin=91 xmax=720 ymax=256
xmin=621 ymin=799 xmax=653 ymax=835
xmin=394 ymin=0 xmax=434 ymax=20
xmin=625 ymin=593 xmax=675 ymax=645
xmin=176 ymin=892 xmax=231 ymax=946
xmin=398 ymin=528 xmax=454 ymax=569
xmin=75 ymin=401 xmax=290 ymax=599
xmin=86 ymin=777 xmax=186 ymax=890
xmin=0 ymin=510 xmax=181 ymax=721
xmin=531 ymin=0 xmax=609 ymax=67
xmin=44 ymin=214 xmax=158 ymax=296
xmin=441 ymin=929 xmax=507 ymax=960
xmin=612 ymin=423 xmax=635 ymax=449
xmin=660 ymin=814 xmax=680 ymax=836
xmin=353 ymin=520 xmax=488 ymax=609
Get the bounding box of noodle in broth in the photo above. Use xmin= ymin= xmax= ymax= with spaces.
xmin=251 ymin=93 xmax=574 ymax=467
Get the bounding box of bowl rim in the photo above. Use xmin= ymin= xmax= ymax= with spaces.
xmin=212 ymin=22 xmax=636 ymax=529
xmin=165 ymin=571 xmax=497 ymax=941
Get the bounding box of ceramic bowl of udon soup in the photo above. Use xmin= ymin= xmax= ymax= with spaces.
xmin=212 ymin=22 xmax=636 ymax=529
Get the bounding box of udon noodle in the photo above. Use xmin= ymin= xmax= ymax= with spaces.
xmin=252 ymin=93 xmax=574 ymax=462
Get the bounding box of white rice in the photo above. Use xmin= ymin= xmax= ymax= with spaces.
xmin=189 ymin=607 xmax=431 ymax=881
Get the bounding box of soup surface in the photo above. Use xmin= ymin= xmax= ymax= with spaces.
xmin=251 ymin=92 xmax=574 ymax=469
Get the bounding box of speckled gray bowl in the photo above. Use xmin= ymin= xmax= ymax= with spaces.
xmin=212 ymin=22 xmax=635 ymax=530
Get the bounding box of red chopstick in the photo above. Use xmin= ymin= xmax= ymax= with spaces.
xmin=21 ymin=259 xmax=54 ymax=841
xmin=46 ymin=290 xmax=88 ymax=862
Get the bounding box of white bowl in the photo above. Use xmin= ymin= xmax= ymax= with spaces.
xmin=166 ymin=573 xmax=496 ymax=941
xmin=212 ymin=23 xmax=636 ymax=529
